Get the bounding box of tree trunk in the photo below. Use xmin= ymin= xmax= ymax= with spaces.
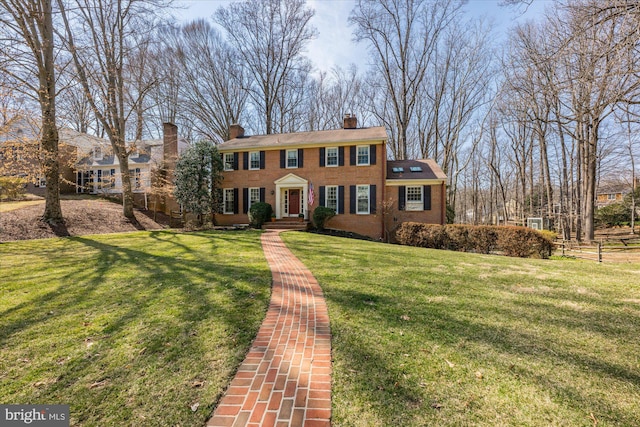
xmin=39 ymin=0 xmax=63 ymax=223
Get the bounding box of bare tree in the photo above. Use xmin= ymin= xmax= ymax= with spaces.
xmin=0 ymin=0 xmax=62 ymax=223
xmin=350 ymin=0 xmax=464 ymax=160
xmin=215 ymin=0 xmax=317 ymax=135
xmin=57 ymin=0 xmax=167 ymax=218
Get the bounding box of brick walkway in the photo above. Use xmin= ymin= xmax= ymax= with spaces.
xmin=207 ymin=230 xmax=331 ymax=427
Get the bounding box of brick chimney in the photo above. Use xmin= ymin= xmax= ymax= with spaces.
xmin=343 ymin=113 xmax=357 ymax=129
xmin=163 ymin=122 xmax=178 ymax=169
xmin=229 ymin=123 xmax=245 ymax=140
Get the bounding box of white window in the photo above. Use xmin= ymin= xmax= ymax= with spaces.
xmin=406 ymin=186 xmax=423 ymax=211
xmin=357 ymin=185 xmax=369 ymax=214
xmin=224 ymin=188 xmax=235 ymax=214
xmin=287 ymin=149 xmax=298 ymax=168
xmin=249 ymin=151 xmax=260 ymax=170
xmin=93 ymin=147 xmax=103 ymax=160
xmin=129 ymin=168 xmax=141 ymax=189
xmin=110 ymin=169 xmax=116 ymax=188
xmin=325 ymin=185 xmax=338 ymax=211
xmin=326 ymin=147 xmax=338 ymax=167
xmin=249 ymin=187 xmax=260 ymax=210
xmin=607 ymin=193 xmax=616 ymax=200
xmin=224 ymin=153 xmax=235 ymax=171
xmin=356 ymin=145 xmax=369 ymax=165
xmin=129 ymin=149 xmax=139 ymax=159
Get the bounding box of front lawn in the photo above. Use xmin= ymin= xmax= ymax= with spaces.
xmin=282 ymin=232 xmax=640 ymax=427
xmin=0 ymin=230 xmax=271 ymax=426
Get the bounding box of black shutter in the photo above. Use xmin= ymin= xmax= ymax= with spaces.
xmin=338 ymin=185 xmax=345 ymax=214
xmin=319 ymin=147 xmax=325 ymax=167
xmin=350 ymin=185 xmax=356 ymax=213
xmin=350 ymin=146 xmax=356 ymax=165
xmin=370 ymin=185 xmax=377 ymax=214
xmin=260 ymin=151 xmax=265 ymax=169
xmin=280 ymin=150 xmax=286 ymax=168
xmin=339 ymin=147 xmax=345 ymax=166
xmin=242 ymin=152 xmax=248 ymax=170
xmin=319 ymin=186 xmax=325 ymax=207
xmin=233 ymin=188 xmax=239 ymax=214
xmin=260 ymin=187 xmax=266 ymax=203
xmin=298 ymin=148 xmax=304 ymax=168
xmin=233 ymin=153 xmax=239 ymax=170
xmin=399 ymin=186 xmax=406 ymax=211
xmin=242 ymin=188 xmax=249 ymax=214
xmin=370 ymin=144 xmax=376 ymax=165
xmin=424 ymin=185 xmax=431 ymax=211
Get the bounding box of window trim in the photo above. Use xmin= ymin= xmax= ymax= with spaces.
xmin=356 ymin=145 xmax=370 ymax=166
xmin=286 ymin=149 xmax=298 ymax=169
xmin=248 ymin=187 xmax=260 ymax=210
xmin=93 ymin=147 xmax=103 ymax=161
xmin=223 ymin=153 xmax=235 ymax=171
xmin=405 ymin=185 xmax=423 ymax=211
xmin=325 ymin=185 xmax=338 ymax=212
xmin=223 ymin=188 xmax=235 ymax=214
xmin=356 ymin=184 xmax=370 ymax=214
xmin=249 ymin=151 xmax=260 ymax=170
xmin=326 ymin=147 xmax=339 ymax=167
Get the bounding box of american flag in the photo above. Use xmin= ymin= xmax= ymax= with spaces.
xmin=308 ymin=182 xmax=315 ymax=206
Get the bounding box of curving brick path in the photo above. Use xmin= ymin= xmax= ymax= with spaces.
xmin=207 ymin=230 xmax=331 ymax=427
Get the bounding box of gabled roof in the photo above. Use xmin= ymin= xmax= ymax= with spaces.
xmin=218 ymin=126 xmax=387 ymax=151
xmin=386 ymin=159 xmax=447 ymax=181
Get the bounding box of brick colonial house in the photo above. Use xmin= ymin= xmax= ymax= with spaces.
xmin=216 ymin=116 xmax=447 ymax=240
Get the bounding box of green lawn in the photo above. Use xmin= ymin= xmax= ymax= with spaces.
xmin=281 ymin=232 xmax=640 ymax=427
xmin=0 ymin=199 xmax=44 ymax=212
xmin=0 ymin=230 xmax=271 ymax=427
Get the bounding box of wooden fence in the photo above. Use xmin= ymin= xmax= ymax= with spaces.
xmin=555 ymin=238 xmax=640 ymax=263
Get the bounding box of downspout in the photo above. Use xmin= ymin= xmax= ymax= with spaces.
xmin=381 ymin=142 xmax=386 ymax=241
xmin=441 ymin=181 xmax=446 ymax=225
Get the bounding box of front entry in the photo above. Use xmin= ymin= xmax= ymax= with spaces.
xmin=289 ymin=189 xmax=300 ymax=215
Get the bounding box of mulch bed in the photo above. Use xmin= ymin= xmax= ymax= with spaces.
xmin=1 ymin=198 xmax=170 ymax=242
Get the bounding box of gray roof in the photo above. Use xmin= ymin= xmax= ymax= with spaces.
xmin=218 ymin=126 xmax=388 ymax=151
xmin=387 ymin=159 xmax=447 ymax=181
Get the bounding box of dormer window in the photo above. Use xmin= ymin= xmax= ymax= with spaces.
xmin=129 ymin=149 xmax=139 ymax=159
xmin=93 ymin=147 xmax=103 ymax=160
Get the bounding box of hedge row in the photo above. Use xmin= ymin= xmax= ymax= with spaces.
xmin=395 ymin=222 xmax=555 ymax=259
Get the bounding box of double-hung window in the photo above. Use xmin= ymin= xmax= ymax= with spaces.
xmin=357 ymin=185 xmax=369 ymax=214
xmin=224 ymin=188 xmax=235 ymax=214
xmin=287 ymin=149 xmax=298 ymax=168
xmin=326 ymin=147 xmax=338 ymax=167
xmin=249 ymin=151 xmax=260 ymax=170
xmin=249 ymin=187 xmax=260 ymax=210
xmin=224 ymin=153 xmax=235 ymax=171
xmin=325 ymin=185 xmax=338 ymax=211
xmin=406 ymin=186 xmax=423 ymax=211
xmin=356 ymin=145 xmax=369 ymax=165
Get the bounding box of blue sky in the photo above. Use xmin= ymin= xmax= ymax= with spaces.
xmin=174 ymin=0 xmax=550 ymax=73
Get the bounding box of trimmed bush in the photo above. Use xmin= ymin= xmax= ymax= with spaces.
xmin=248 ymin=202 xmax=273 ymax=228
xmin=395 ymin=222 xmax=554 ymax=259
xmin=312 ymin=207 xmax=336 ymax=230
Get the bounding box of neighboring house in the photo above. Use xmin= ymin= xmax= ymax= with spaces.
xmin=216 ymin=116 xmax=447 ymax=240
xmin=1 ymin=117 xmax=77 ymax=194
xmin=596 ymin=181 xmax=636 ymax=208
xmin=65 ymin=123 xmax=186 ymax=211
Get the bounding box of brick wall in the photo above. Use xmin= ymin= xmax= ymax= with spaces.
xmin=216 ymin=143 xmax=387 ymax=239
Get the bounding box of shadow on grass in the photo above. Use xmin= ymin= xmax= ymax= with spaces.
xmin=0 ymin=230 xmax=271 ymax=426
xmin=280 ymin=233 xmax=640 ymax=426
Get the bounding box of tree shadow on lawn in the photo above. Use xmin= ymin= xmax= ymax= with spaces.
xmin=325 ymin=285 xmax=640 ymax=426
xmin=0 ymin=230 xmax=271 ymax=426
